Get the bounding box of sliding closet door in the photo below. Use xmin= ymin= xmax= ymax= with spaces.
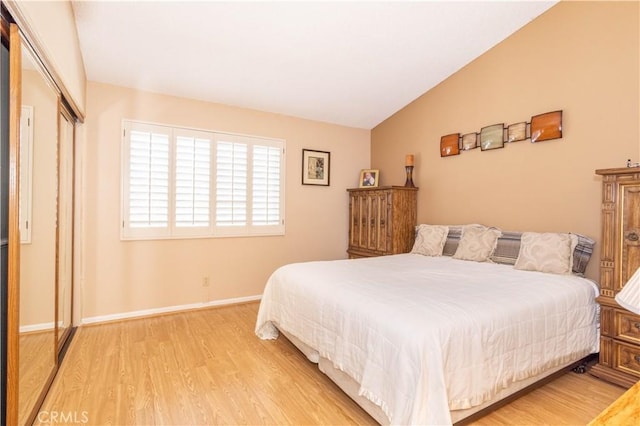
xmin=3 ymin=9 xmax=80 ymax=422
xmin=1 ymin=19 xmax=10 ymax=426
xmin=6 ymin=23 xmax=60 ymax=426
xmin=18 ymin=39 xmax=59 ymax=426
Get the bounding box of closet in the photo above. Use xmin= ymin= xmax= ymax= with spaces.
xmin=1 ymin=12 xmax=78 ymax=424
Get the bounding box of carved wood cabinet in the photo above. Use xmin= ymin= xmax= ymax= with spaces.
xmin=591 ymin=168 xmax=640 ymax=388
xmin=347 ymin=186 xmax=418 ymax=258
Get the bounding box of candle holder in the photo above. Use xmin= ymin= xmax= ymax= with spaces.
xmin=404 ymin=165 xmax=415 ymax=187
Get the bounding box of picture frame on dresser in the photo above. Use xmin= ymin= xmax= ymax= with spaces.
xmin=359 ymin=169 xmax=379 ymax=188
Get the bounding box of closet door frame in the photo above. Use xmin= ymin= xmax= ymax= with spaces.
xmin=56 ymin=104 xmax=75 ymax=352
xmin=6 ymin=21 xmax=22 ymax=426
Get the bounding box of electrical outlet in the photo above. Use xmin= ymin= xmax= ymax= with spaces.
xmin=203 ymin=276 xmax=210 ymax=287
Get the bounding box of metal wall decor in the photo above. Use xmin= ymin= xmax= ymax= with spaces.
xmin=507 ymin=122 xmax=527 ymax=142
xmin=530 ymin=111 xmax=563 ymax=142
xmin=440 ymin=133 xmax=460 ymax=157
xmin=461 ymin=133 xmax=478 ymax=150
xmin=440 ymin=110 xmax=563 ymax=158
xmin=479 ymin=124 xmax=505 ymax=151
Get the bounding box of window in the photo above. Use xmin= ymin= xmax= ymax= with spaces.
xmin=122 ymin=120 xmax=285 ymax=240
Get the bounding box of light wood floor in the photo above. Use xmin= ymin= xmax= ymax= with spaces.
xmin=20 ymin=330 xmax=55 ymax=425
xmin=37 ymin=302 xmax=626 ymax=425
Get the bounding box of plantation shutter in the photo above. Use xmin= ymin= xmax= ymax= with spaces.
xmin=122 ymin=120 xmax=285 ymax=239
xmin=252 ymin=145 xmax=282 ymax=226
xmin=215 ymin=139 xmax=247 ymax=228
xmin=175 ymin=131 xmax=211 ymax=231
xmin=123 ymin=123 xmax=171 ymax=237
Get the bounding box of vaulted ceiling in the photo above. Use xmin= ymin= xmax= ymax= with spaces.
xmin=72 ymin=1 xmax=557 ymax=129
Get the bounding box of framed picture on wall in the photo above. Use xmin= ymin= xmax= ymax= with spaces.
xmin=302 ymin=149 xmax=330 ymax=186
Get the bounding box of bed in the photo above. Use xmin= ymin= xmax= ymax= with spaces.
xmin=255 ymin=225 xmax=599 ymax=425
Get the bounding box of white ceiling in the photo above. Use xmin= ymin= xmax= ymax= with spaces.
xmin=71 ymin=1 xmax=558 ymax=129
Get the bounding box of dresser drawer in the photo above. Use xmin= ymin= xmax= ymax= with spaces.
xmin=614 ymin=340 xmax=640 ymax=377
xmin=614 ymin=310 xmax=640 ymax=344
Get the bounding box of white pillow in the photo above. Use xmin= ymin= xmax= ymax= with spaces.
xmin=411 ymin=224 xmax=449 ymax=256
xmin=514 ymin=232 xmax=573 ymax=274
xmin=452 ymin=225 xmax=501 ymax=262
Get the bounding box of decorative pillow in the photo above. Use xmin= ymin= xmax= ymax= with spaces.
xmin=571 ymin=233 xmax=595 ymax=276
xmin=514 ymin=232 xmax=573 ymax=274
xmin=490 ymin=231 xmax=594 ymax=275
xmin=489 ymin=231 xmax=523 ymax=265
xmin=452 ymin=225 xmax=501 ymax=262
xmin=442 ymin=226 xmax=463 ymax=256
xmin=411 ymin=225 xmax=449 ymax=256
xmin=443 ymin=226 xmax=595 ymax=274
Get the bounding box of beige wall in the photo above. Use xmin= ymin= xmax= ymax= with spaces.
xmin=371 ymin=1 xmax=639 ymax=280
xmin=80 ymin=82 xmax=370 ymax=320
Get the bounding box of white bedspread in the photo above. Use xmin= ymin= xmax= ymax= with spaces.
xmin=255 ymin=254 xmax=599 ymax=425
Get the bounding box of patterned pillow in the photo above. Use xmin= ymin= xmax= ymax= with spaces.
xmin=490 ymin=231 xmax=522 ymax=265
xmin=442 ymin=226 xmax=463 ymax=256
xmin=452 ymin=225 xmax=501 ymax=262
xmin=411 ymin=225 xmax=449 ymax=256
xmin=514 ymin=232 xmax=573 ymax=274
xmin=571 ymin=233 xmax=595 ymax=276
xmin=445 ymin=226 xmax=595 ymax=275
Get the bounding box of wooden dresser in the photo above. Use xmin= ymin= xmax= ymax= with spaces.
xmin=347 ymin=186 xmax=418 ymax=258
xmin=591 ymin=168 xmax=640 ymax=388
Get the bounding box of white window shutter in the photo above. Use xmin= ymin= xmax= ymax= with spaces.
xmin=215 ymin=140 xmax=247 ymax=228
xmin=122 ymin=120 xmax=285 ymax=239
xmin=252 ymin=145 xmax=281 ymax=226
xmin=123 ymin=123 xmax=171 ymax=238
xmin=175 ymin=132 xmax=211 ymax=231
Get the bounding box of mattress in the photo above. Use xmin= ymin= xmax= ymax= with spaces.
xmin=256 ymin=254 xmax=600 ymax=425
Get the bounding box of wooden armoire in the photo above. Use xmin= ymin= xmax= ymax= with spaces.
xmin=347 ymin=186 xmax=418 ymax=258
xmin=591 ymin=168 xmax=640 ymax=388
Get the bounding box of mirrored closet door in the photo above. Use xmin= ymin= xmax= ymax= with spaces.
xmin=5 ymin=21 xmax=78 ymax=425
xmin=16 ymin=31 xmax=59 ymax=426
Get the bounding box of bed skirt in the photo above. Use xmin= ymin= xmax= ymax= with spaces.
xmin=280 ymin=328 xmax=586 ymax=425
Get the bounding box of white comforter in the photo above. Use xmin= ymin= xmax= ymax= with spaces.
xmin=255 ymin=254 xmax=599 ymax=425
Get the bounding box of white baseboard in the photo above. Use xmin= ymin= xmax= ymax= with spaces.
xmin=81 ymin=294 xmax=262 ymax=325
xmin=20 ymin=322 xmax=55 ymax=333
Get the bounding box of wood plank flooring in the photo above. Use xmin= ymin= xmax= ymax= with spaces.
xmin=20 ymin=330 xmax=56 ymax=425
xmin=37 ymin=302 xmax=626 ymax=425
